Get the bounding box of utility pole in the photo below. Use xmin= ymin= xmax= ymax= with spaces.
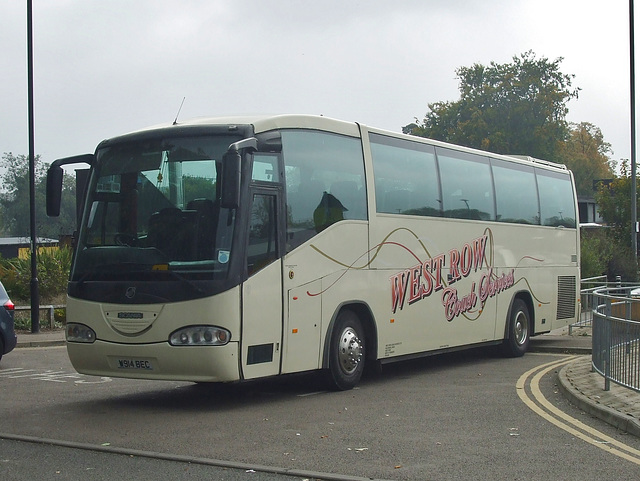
xmin=27 ymin=0 xmax=40 ymax=333
xmin=631 ymin=0 xmax=638 ymax=260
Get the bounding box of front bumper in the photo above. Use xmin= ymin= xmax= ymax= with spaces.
xmin=66 ymin=340 xmax=241 ymax=382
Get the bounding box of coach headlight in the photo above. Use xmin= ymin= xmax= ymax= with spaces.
xmin=66 ymin=323 xmax=96 ymax=343
xmin=169 ymin=326 xmax=231 ymax=346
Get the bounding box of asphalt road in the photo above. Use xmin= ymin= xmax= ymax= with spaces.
xmin=0 ymin=438 xmax=314 ymax=481
xmin=1 ymin=345 xmax=639 ymax=480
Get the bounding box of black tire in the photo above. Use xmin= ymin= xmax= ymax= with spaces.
xmin=0 ymin=337 xmax=4 ymax=362
xmin=501 ymin=298 xmax=530 ymax=357
xmin=327 ymin=310 xmax=365 ymax=390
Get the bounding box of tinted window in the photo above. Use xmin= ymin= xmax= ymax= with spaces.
xmin=437 ymin=148 xmax=495 ymax=221
xmin=248 ymin=194 xmax=277 ymax=275
xmin=491 ymin=159 xmax=539 ymax=224
xmin=536 ymin=169 xmax=576 ymax=227
xmin=370 ymin=134 xmax=440 ymax=216
xmin=282 ymin=130 xmax=366 ymax=250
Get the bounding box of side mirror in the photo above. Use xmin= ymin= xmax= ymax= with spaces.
xmin=221 ymin=150 xmax=241 ymax=209
xmin=46 ymin=154 xmax=94 ymax=217
xmin=46 ymin=165 xmax=64 ymax=216
xmin=220 ymin=138 xmax=257 ymax=209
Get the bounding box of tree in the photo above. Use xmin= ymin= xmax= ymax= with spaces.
xmin=559 ymin=122 xmax=615 ymax=197
xmin=595 ymin=161 xmax=637 ymax=240
xmin=404 ymin=51 xmax=580 ymax=161
xmin=0 ymin=152 xmax=77 ymax=239
xmin=0 ymin=152 xmax=45 ymax=236
xmin=591 ymin=161 xmax=638 ymax=280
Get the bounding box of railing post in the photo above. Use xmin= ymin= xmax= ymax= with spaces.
xmin=604 ymin=297 xmax=611 ymax=391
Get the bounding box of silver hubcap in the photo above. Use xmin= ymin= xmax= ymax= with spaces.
xmin=338 ymin=327 xmax=363 ymax=375
xmin=514 ymin=311 xmax=528 ymax=345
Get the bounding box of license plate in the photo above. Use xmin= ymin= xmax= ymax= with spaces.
xmin=117 ymin=359 xmax=153 ymax=370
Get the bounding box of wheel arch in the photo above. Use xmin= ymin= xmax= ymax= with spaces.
xmin=321 ymin=301 xmax=378 ymax=369
xmin=503 ymin=290 xmax=535 ymax=340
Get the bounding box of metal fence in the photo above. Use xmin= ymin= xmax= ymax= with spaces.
xmin=591 ymin=286 xmax=640 ymax=393
xmin=14 ymin=304 xmax=65 ymax=329
xmin=573 ymin=275 xmax=617 ymax=334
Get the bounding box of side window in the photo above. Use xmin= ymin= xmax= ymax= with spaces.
xmin=491 ymin=159 xmax=539 ymax=224
xmin=86 ymin=173 xmax=137 ymax=245
xmin=437 ymin=148 xmax=495 ymax=221
xmin=370 ymin=133 xmax=440 ymax=216
xmin=252 ymin=154 xmax=280 ymax=183
xmin=536 ymin=170 xmax=576 ymax=228
xmin=282 ymin=130 xmax=366 ymax=251
xmin=247 ymin=194 xmax=277 ymax=276
xmin=85 ymin=197 xmax=120 ymax=245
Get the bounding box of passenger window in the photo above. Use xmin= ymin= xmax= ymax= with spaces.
xmin=536 ymin=170 xmax=576 ymax=228
xmin=370 ymin=134 xmax=440 ymax=216
xmin=492 ymin=159 xmax=539 ymax=224
xmin=437 ymin=148 xmax=495 ymax=221
xmin=282 ymin=130 xmax=366 ymax=251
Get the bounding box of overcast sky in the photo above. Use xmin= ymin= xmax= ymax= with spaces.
xmin=0 ymin=0 xmax=633 ymax=169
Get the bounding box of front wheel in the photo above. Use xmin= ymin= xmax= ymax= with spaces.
xmin=501 ymin=298 xmax=530 ymax=357
xmin=327 ymin=310 xmax=365 ymax=390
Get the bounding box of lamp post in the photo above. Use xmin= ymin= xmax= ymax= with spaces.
xmin=27 ymin=0 xmax=40 ymax=333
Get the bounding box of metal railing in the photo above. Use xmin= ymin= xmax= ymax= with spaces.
xmin=14 ymin=304 xmax=65 ymax=329
xmin=592 ymin=287 xmax=640 ymax=393
xmin=573 ymin=275 xmax=617 ymax=334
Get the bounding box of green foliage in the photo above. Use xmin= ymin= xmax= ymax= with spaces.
xmin=594 ymin=161 xmax=638 ymax=240
xmin=580 ymin=232 xmax=609 ymax=279
xmin=405 ymin=51 xmax=579 ymax=161
xmin=0 ymin=247 xmax=72 ymax=301
xmin=580 ymin=229 xmax=637 ymax=281
xmin=183 ymin=175 xmax=217 ymax=201
xmin=588 ymin=162 xmax=639 ymax=281
xmin=0 ymin=152 xmax=77 ymax=238
xmin=607 ymin=241 xmax=638 ymax=281
xmin=12 ymin=307 xmax=67 ymax=331
xmin=560 ymin=122 xmax=614 ymax=196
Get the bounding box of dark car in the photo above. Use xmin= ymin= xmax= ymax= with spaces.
xmin=0 ymin=280 xmax=17 ymax=361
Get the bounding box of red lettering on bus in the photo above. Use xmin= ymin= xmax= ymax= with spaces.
xmin=408 ymin=265 xmax=423 ymax=304
xmin=441 ymin=282 xmax=477 ymax=321
xmin=461 ymin=242 xmax=473 ymax=277
xmin=388 ymin=234 xmax=492 ymax=315
xmin=471 ymin=235 xmax=488 ymax=271
xmin=390 ymin=270 xmax=410 ymax=314
xmin=449 ymin=248 xmax=461 ymax=283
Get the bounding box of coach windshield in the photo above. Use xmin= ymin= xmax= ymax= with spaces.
xmin=70 ymin=133 xmax=245 ymax=303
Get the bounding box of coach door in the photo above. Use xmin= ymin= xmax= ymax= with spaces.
xmin=240 ymin=155 xmax=285 ymax=380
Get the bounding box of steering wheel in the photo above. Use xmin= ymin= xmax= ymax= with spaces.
xmin=114 ymin=233 xmax=137 ymax=246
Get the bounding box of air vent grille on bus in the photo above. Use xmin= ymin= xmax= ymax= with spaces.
xmin=557 ymin=276 xmax=577 ymax=320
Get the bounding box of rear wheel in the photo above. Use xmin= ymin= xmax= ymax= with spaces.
xmin=501 ymin=298 xmax=530 ymax=357
xmin=327 ymin=310 xmax=365 ymax=390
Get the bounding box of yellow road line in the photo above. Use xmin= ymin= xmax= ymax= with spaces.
xmin=517 ymin=356 xmax=640 ymax=465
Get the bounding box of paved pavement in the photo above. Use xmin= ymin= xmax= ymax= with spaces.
xmin=15 ymin=329 xmax=66 ymax=348
xmin=13 ymin=325 xmax=640 ymax=438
